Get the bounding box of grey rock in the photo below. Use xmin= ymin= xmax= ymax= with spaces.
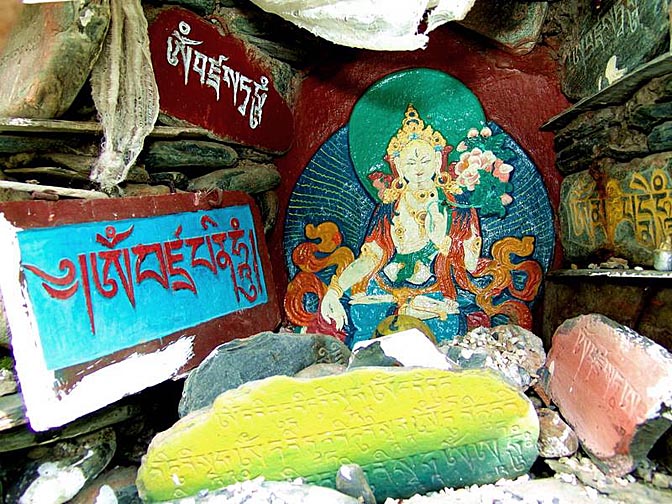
xmin=628 ymin=101 xmax=672 ymax=131
xmin=336 ymin=464 xmax=376 ymax=504
xmin=144 ymin=140 xmax=238 ymax=171
xmin=8 ymin=427 xmax=116 ymax=504
xmin=187 ymin=160 xmax=281 ymax=195
xmin=538 ymin=408 xmax=579 ymax=459
xmin=121 ymin=183 xmax=172 ymax=197
xmin=68 ymin=466 xmax=140 ymax=504
xmin=0 ymin=135 xmax=84 ymax=155
xmin=158 ymin=477 xmax=359 ymax=503
xmin=144 ymin=0 xmax=216 ymax=16
xmin=255 ymin=190 xmax=279 ymax=233
xmin=347 ymin=341 xmax=404 ymax=369
xmin=648 ymin=121 xmax=672 ymax=152
xmin=178 ymin=331 xmax=350 ymax=417
xmin=0 ymin=0 xmax=110 ymax=118
xmin=441 ymin=325 xmax=546 ymax=391
xmin=149 ymin=171 xmax=190 ymax=190
xmin=295 ymin=362 xmax=346 ymax=379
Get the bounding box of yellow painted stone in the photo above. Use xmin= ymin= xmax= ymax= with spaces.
xmin=137 ymin=367 xmax=539 ymax=502
xmin=373 ymin=314 xmax=437 ymax=343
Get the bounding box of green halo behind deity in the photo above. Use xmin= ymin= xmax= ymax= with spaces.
xmin=348 ymin=68 xmax=486 ymax=200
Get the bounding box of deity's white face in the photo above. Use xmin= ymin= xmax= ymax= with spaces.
xmin=397 ymin=139 xmax=440 ymax=186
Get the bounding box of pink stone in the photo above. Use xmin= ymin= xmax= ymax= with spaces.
xmin=544 ymin=314 xmax=672 ymax=476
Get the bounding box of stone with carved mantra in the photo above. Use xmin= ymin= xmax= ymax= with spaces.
xmin=137 ymin=367 xmax=539 ymax=502
xmin=559 ymin=152 xmax=672 ymax=266
xmin=542 ymin=314 xmax=672 ymax=476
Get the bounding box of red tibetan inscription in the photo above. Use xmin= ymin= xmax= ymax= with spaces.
xmin=148 ymin=8 xmax=293 ymax=153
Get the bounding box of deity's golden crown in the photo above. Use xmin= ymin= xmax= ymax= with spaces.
xmin=386 ymin=104 xmax=447 ymax=158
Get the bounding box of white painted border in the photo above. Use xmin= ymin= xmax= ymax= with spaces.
xmin=0 ymin=214 xmax=195 ymax=431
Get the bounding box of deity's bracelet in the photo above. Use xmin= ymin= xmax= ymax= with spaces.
xmin=328 ymin=277 xmax=344 ymax=297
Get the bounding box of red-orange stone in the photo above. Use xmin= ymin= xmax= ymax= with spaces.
xmin=544 ymin=314 xmax=672 ymax=476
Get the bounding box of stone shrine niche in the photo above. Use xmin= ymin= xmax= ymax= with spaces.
xmin=284 ymin=69 xmax=554 ymax=347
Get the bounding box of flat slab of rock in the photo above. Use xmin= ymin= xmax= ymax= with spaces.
xmin=139 ymin=367 xmax=539 ymax=502
xmin=543 ymin=314 xmax=672 ymax=476
xmin=144 ymin=140 xmax=239 ymax=171
xmin=178 ymin=332 xmax=350 ymax=417
xmin=0 ymin=1 xmax=110 ymax=118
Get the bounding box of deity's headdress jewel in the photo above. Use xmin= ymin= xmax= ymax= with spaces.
xmin=387 ymin=104 xmax=447 ymax=158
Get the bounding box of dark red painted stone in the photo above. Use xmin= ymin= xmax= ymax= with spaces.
xmin=148 ymin=8 xmax=293 ymax=153
xmin=544 ymin=314 xmax=672 ymax=476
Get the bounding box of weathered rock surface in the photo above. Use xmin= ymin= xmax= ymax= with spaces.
xmin=153 ymin=477 xmax=359 ymax=503
xmin=148 ymin=171 xmax=190 ymax=190
xmin=144 ymin=141 xmax=239 ymax=171
xmin=68 ymin=465 xmax=140 ymax=504
xmin=0 ymin=368 xmax=16 ymax=397
xmin=547 ymin=455 xmax=672 ymax=504
xmin=0 ymin=1 xmax=110 ymax=118
xmin=537 ymin=408 xmax=579 ymax=459
xmin=178 ymin=331 xmax=350 ymax=417
xmin=348 ymin=330 xmax=454 ymax=370
xmin=139 ymin=368 xmax=539 ymax=502
xmin=648 ymin=121 xmax=672 ymax=152
xmin=294 ymin=362 xmax=346 ymax=379
xmin=187 ymin=161 xmax=281 ymax=195
xmin=255 ymin=190 xmax=279 ymax=234
xmin=459 ymin=0 xmax=548 ymax=55
xmin=7 ymin=427 xmax=116 ymax=504
xmin=336 ymin=464 xmax=376 ymax=504
xmin=543 ymin=314 xmax=672 ymax=476
xmin=442 ymin=325 xmax=546 ymax=391
xmin=121 ymin=183 xmax=172 ymax=197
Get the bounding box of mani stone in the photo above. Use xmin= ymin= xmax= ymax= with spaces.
xmin=8 ymin=427 xmax=116 ymax=504
xmin=458 ymin=0 xmax=548 ymax=55
xmin=144 ymin=141 xmax=239 ymax=171
xmin=559 ymin=152 xmax=672 ymax=266
xmin=648 ymin=120 xmax=672 ymax=152
xmin=0 ymin=1 xmax=110 ymax=118
xmin=137 ymin=367 xmax=540 ymax=502
xmin=187 ymin=161 xmax=281 ymax=195
xmin=543 ymin=314 xmax=672 ymax=476
xmin=178 ymin=331 xmax=351 ymax=417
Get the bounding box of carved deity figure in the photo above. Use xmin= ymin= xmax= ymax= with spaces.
xmin=320 ymin=105 xmax=487 ymax=344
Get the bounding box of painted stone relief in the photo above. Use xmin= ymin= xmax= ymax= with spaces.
xmin=0 ymin=191 xmax=279 ymax=430
xmin=284 ymin=69 xmax=554 ymax=347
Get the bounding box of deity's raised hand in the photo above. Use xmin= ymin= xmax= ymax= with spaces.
xmin=320 ymin=288 xmax=347 ymax=330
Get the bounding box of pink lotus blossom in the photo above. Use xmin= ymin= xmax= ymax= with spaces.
xmin=480 ymin=126 xmax=492 ymax=138
xmin=456 ymin=166 xmax=480 ymax=190
xmin=467 ymin=128 xmax=479 ymax=138
xmin=456 ymin=141 xmax=468 ymax=152
xmin=493 ymin=159 xmax=513 ymax=183
xmin=501 ymin=194 xmax=513 ymax=206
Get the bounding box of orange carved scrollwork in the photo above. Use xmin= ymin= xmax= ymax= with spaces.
xmin=285 ymin=222 xmax=354 ymax=327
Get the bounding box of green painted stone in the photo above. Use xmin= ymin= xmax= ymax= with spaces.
xmin=648 ymin=121 xmax=672 ymax=153
xmin=559 ymin=152 xmax=672 ymax=265
xmin=144 ymin=140 xmax=239 ymax=171
xmin=137 ymin=367 xmax=539 ymax=502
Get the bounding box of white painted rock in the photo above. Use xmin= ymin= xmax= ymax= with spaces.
xmin=348 ymin=329 xmax=455 ymax=370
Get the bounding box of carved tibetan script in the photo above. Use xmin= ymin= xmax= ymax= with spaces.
xmin=0 ymin=191 xmax=279 ymax=431
xmin=149 ymin=7 xmax=294 ymax=153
